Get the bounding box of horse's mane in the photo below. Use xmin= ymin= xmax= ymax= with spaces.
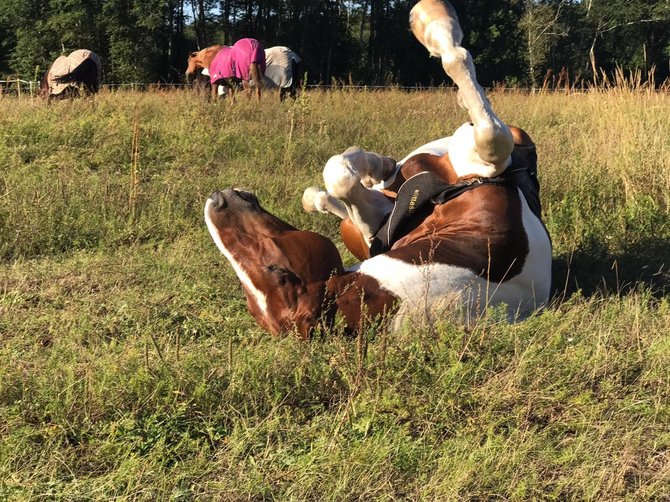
xmin=202 ymin=45 xmax=224 ymax=54
xmin=190 ymin=45 xmax=224 ymax=62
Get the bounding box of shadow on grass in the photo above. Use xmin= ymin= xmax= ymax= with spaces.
xmin=551 ymin=237 xmax=670 ymax=300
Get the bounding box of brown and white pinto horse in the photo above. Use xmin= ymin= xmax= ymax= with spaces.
xmin=205 ymin=0 xmax=552 ymax=337
xmin=185 ymin=40 xmax=265 ymax=101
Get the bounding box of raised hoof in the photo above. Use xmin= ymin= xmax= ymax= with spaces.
xmin=302 ymin=186 xmax=327 ymax=213
xmin=409 ymin=0 xmax=461 ymax=56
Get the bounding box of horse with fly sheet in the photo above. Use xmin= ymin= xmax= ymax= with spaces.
xmin=40 ymin=49 xmax=101 ymax=99
xmin=263 ymin=46 xmax=302 ymax=101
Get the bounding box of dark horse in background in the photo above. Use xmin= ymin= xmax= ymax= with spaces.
xmin=40 ymin=49 xmax=101 ymax=99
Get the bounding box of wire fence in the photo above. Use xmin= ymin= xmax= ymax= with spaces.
xmin=0 ymin=79 xmax=576 ymax=96
xmin=0 ymin=79 xmax=39 ymax=97
xmin=2 ymin=77 xmax=667 ymax=97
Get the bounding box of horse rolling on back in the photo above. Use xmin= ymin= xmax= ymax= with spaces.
xmin=40 ymin=49 xmax=101 ymax=99
xmin=205 ymin=0 xmax=552 ymax=337
xmin=186 ymin=39 xmax=265 ymax=102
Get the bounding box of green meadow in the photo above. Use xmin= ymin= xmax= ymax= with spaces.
xmin=1 ymin=87 xmax=670 ymax=500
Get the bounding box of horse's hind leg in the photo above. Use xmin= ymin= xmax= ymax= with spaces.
xmin=410 ymin=0 xmax=513 ymax=175
xmin=220 ymin=80 xmax=235 ymax=103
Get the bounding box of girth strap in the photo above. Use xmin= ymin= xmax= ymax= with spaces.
xmin=430 ymin=175 xmax=509 ymax=204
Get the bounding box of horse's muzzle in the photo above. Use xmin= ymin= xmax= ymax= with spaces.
xmin=209 ymin=189 xmax=259 ymax=211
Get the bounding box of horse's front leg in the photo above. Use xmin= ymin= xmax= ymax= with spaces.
xmin=314 ymin=147 xmax=397 ymax=244
xmin=249 ymin=63 xmax=263 ymax=101
xmin=241 ymin=79 xmax=251 ymax=99
xmin=223 ymin=80 xmax=236 ymax=103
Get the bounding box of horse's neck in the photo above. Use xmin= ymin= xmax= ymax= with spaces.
xmin=202 ymin=45 xmax=223 ymax=67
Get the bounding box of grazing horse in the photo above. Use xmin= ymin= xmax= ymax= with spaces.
xmin=264 ymin=46 xmax=302 ymax=101
xmin=40 ymin=49 xmax=101 ymax=99
xmin=186 ymin=38 xmax=265 ymax=101
xmin=185 ymin=45 xmax=221 ymax=99
xmin=205 ymin=0 xmax=552 ymax=338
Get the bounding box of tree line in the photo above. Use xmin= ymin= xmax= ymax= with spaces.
xmin=1 ymin=0 xmax=669 ymax=88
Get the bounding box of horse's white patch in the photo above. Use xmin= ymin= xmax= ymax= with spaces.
xmin=510 ymin=187 xmax=552 ymax=305
xmin=398 ymin=135 xmax=452 ymax=163
xmin=448 ymin=123 xmax=511 ymax=178
xmin=359 ymin=254 xmax=488 ymax=322
xmin=204 ymin=199 xmax=268 ymax=315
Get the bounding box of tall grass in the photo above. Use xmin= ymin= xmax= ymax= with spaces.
xmin=1 ymin=87 xmax=670 ymax=500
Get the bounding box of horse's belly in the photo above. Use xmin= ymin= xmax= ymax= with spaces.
xmin=359 ymin=240 xmax=549 ymax=324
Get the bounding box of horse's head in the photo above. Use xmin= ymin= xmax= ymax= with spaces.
xmin=186 ymin=45 xmax=222 ymax=82
xmin=185 ymin=51 xmax=203 ymax=81
xmin=38 ymin=70 xmax=51 ymax=99
xmin=205 ymin=189 xmax=345 ymax=338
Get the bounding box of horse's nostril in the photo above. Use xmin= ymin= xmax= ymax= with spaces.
xmin=210 ymin=191 xmax=228 ymax=209
xmin=235 ymin=190 xmax=258 ymax=205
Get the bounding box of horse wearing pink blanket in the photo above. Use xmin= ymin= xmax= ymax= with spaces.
xmin=209 ymin=38 xmax=266 ymax=101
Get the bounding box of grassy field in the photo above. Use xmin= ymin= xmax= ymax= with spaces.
xmin=1 ymin=87 xmax=670 ymax=500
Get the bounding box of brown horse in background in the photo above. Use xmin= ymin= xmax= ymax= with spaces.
xmin=186 ymin=42 xmax=265 ymax=102
xmin=40 ymin=49 xmax=101 ymax=100
xmin=185 ymin=45 xmax=223 ymax=100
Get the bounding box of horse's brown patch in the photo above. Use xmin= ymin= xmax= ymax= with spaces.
xmin=340 ymin=218 xmax=370 ymax=261
xmin=326 ymin=272 xmax=399 ymax=334
xmin=388 ymin=183 xmax=528 ymax=282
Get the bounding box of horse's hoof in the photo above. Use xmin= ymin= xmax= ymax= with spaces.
xmin=302 ymin=186 xmax=327 ymax=213
xmin=409 ymin=0 xmax=461 ymax=57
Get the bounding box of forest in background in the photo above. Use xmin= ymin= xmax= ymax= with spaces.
xmin=0 ymin=0 xmax=669 ymax=87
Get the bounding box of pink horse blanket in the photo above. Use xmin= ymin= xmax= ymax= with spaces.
xmin=209 ymin=38 xmax=266 ymax=84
